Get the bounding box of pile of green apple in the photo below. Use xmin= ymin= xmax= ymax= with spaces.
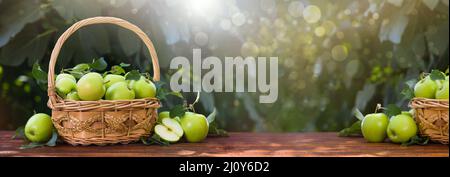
xmin=55 ymin=71 xmax=156 ymax=101
xmin=361 ymin=111 xmax=417 ymax=143
xmin=361 ymin=70 xmax=449 ymax=144
xmin=413 ymin=72 xmax=449 ymax=100
xmin=154 ymin=111 xmax=209 ymax=143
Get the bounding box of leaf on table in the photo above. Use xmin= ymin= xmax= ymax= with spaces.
xmin=401 ymin=135 xmax=429 ymax=146
xmin=19 ymin=129 xmax=59 ymax=149
xmin=208 ymin=122 xmax=228 ymax=137
xmin=45 ymin=130 xmax=59 ymax=147
xmin=20 ymin=142 xmax=46 ymax=149
xmin=338 ymin=120 xmax=362 ymax=137
xmin=11 ymin=126 xmax=25 ymax=140
xmin=141 ymin=134 xmax=170 ymax=146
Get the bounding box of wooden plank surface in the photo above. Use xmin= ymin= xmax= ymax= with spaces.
xmin=0 ymin=131 xmax=448 ymax=157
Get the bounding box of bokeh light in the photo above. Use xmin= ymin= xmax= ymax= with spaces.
xmin=194 ymin=32 xmax=209 ymax=46
xmin=241 ymin=41 xmax=260 ymax=57
xmin=288 ymin=1 xmax=304 ymax=18
xmin=303 ymin=5 xmax=322 ymax=23
xmin=232 ymin=12 xmax=246 ymax=26
xmin=331 ymin=45 xmax=349 ymax=61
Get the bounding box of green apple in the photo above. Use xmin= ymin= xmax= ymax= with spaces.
xmin=361 ymin=113 xmax=389 ymax=143
xmin=104 ymin=74 xmax=125 ymax=89
xmin=159 ymin=111 xmax=170 ymax=119
xmin=129 ymin=77 xmax=156 ymax=99
xmin=387 ymin=114 xmax=418 ymax=143
xmin=401 ymin=111 xmax=413 ymax=117
xmin=56 ymin=77 xmax=76 ymax=96
xmin=180 ymin=112 xmax=209 ymax=143
xmin=105 ymin=82 xmax=135 ymax=100
xmin=77 ymin=72 xmax=106 ymax=101
xmin=435 ymin=79 xmax=449 ymax=99
xmin=154 ymin=118 xmax=184 ymax=142
xmin=414 ymin=76 xmax=438 ymax=99
xmin=56 ymin=73 xmax=76 ymax=83
xmin=66 ymin=91 xmax=80 ymax=101
xmin=24 ymin=113 xmax=53 ymax=143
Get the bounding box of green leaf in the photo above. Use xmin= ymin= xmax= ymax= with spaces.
xmin=32 ymin=62 xmax=48 ymax=90
xmin=206 ymin=108 xmax=217 ymax=124
xmin=125 ymin=70 xmax=141 ymax=81
xmin=32 ymin=62 xmax=47 ymax=81
xmin=208 ymin=122 xmax=229 ymax=137
xmin=401 ymin=87 xmax=415 ymax=100
xmin=170 ymin=105 xmax=187 ymax=118
xmin=401 ymin=135 xmax=429 ymax=146
xmin=110 ymin=65 xmax=126 ymax=75
xmin=155 ymin=81 xmax=184 ymax=101
xmin=0 ymin=0 xmax=46 ymax=47
xmin=352 ymin=108 xmax=365 ymax=121
xmin=72 ymin=63 xmax=90 ymax=72
xmin=119 ymin=63 xmax=131 ymax=68
xmin=19 ymin=129 xmax=59 ymax=149
xmin=141 ymin=134 xmax=170 ymax=146
xmin=338 ymin=120 xmax=362 ymax=137
xmin=89 ymin=57 xmax=108 ymax=71
xmin=430 ymin=69 xmax=446 ymax=80
xmin=45 ymin=130 xmax=58 ymax=147
xmin=20 ymin=142 xmax=46 ymax=149
xmin=67 ymin=70 xmax=85 ymax=80
xmin=169 ymin=91 xmax=184 ymax=99
xmin=11 ymin=126 xmax=25 ymax=140
xmin=51 ymin=0 xmax=102 ymax=22
xmin=385 ymin=104 xmax=402 ymax=118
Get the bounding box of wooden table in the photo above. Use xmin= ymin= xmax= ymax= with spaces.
xmin=0 ymin=131 xmax=448 ymax=157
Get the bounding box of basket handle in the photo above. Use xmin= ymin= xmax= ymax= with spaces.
xmin=47 ymin=16 xmax=160 ymax=103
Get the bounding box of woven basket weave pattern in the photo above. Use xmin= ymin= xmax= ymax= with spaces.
xmin=410 ymin=98 xmax=449 ymax=144
xmin=47 ymin=17 xmax=161 ymax=145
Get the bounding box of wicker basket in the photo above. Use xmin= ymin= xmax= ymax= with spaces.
xmin=410 ymin=98 xmax=449 ymax=144
xmin=47 ymin=17 xmax=161 ymax=146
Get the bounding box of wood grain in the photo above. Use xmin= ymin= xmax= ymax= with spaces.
xmin=0 ymin=131 xmax=448 ymax=157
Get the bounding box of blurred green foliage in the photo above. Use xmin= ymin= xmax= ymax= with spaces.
xmin=0 ymin=0 xmax=448 ymax=131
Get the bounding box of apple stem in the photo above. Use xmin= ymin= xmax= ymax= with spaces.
xmin=374 ymin=103 xmax=384 ymax=113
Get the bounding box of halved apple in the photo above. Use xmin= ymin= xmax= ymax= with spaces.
xmin=154 ymin=118 xmax=184 ymax=143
